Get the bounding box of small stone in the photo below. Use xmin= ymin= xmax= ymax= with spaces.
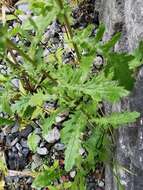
xmin=44 ymin=127 xmax=60 ymax=143
xmin=93 ymin=56 xmax=103 ymax=68
xmin=22 ymin=148 xmax=29 ymax=157
xmin=34 ymin=127 xmax=41 ymax=135
xmin=39 ymin=142 xmax=46 ymax=148
xmin=70 ymin=171 xmax=76 ymax=178
xmin=37 ymin=147 xmax=48 ymax=155
xmin=26 ymin=177 xmax=33 ymax=184
xmin=11 ymin=123 xmax=19 ymax=133
xmin=54 ymin=143 xmax=65 ymax=151
xmin=0 ymin=132 xmax=4 ymax=141
xmin=98 ymin=180 xmax=104 ymax=187
xmin=16 ymin=143 xmax=22 ymax=152
xmin=11 ymin=137 xmax=19 ymax=146
xmin=11 ymin=79 xmax=19 ymax=88
xmin=32 ymin=154 xmax=43 ymax=169
xmin=21 ymin=126 xmax=33 ymax=138
xmin=12 ymin=146 xmax=18 ymax=153
xmin=20 ymin=138 xmax=28 ymax=148
xmin=79 ymin=148 xmax=85 ymax=155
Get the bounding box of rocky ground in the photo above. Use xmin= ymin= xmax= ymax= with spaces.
xmin=0 ymin=1 xmax=105 ymax=189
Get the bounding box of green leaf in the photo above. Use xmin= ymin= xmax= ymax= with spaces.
xmin=102 ymin=33 xmax=121 ymax=53
xmin=95 ymin=111 xmax=140 ymax=128
xmin=62 ymin=112 xmax=87 ymax=171
xmin=129 ymin=41 xmax=143 ymax=69
xmin=105 ymin=52 xmax=135 ymax=90
xmin=1 ymin=95 xmax=12 ymax=115
xmin=29 ymin=92 xmax=47 ymax=106
xmin=0 ymin=117 xmax=14 ymax=126
xmin=94 ymin=24 xmax=105 ymax=43
xmin=0 ymin=74 xmax=7 ymax=82
xmin=32 ymin=170 xmax=59 ymax=188
xmin=83 ymin=74 xmax=129 ymax=102
xmin=42 ymin=113 xmax=56 ymax=140
xmin=31 ymin=106 xmax=43 ymax=119
xmin=12 ymin=96 xmax=30 ymax=116
xmin=27 ymin=133 xmax=41 ymax=152
xmin=19 ymin=80 xmax=26 ymax=95
xmin=64 ymin=128 xmax=81 ymax=171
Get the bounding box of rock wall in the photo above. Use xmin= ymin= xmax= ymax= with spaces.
xmin=95 ymin=0 xmax=143 ymax=190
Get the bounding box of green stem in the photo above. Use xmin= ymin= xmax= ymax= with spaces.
xmin=6 ymin=39 xmax=35 ymax=66
xmin=56 ymin=0 xmax=81 ymax=63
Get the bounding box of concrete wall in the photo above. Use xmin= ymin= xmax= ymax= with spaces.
xmin=94 ymin=0 xmax=143 ymax=189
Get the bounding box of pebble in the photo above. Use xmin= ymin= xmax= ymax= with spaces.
xmin=70 ymin=171 xmax=76 ymax=178
xmin=11 ymin=78 xmax=19 ymax=89
xmin=11 ymin=137 xmax=19 ymax=146
xmin=79 ymin=147 xmax=86 ymax=155
xmin=22 ymin=148 xmax=29 ymax=157
xmin=31 ymin=154 xmax=43 ymax=169
xmin=93 ymin=56 xmax=103 ymax=69
xmin=54 ymin=143 xmax=65 ymax=151
xmin=20 ymin=138 xmax=28 ymax=148
xmin=34 ymin=127 xmax=41 ymax=135
xmin=39 ymin=142 xmax=46 ymax=148
xmin=37 ymin=147 xmax=48 ymax=155
xmin=98 ymin=180 xmax=104 ymax=187
xmin=16 ymin=143 xmax=22 ymax=152
xmin=44 ymin=127 xmax=60 ymax=143
xmin=21 ymin=126 xmax=33 ymax=138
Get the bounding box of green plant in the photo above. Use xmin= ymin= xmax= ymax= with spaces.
xmin=0 ymin=0 xmax=141 ymax=189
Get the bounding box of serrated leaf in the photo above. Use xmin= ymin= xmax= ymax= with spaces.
xmin=83 ymin=74 xmax=129 ymax=102
xmin=0 ymin=74 xmax=7 ymax=82
xmin=105 ymin=52 xmax=135 ymax=90
xmin=32 ymin=170 xmax=59 ymax=188
xmin=28 ymin=133 xmax=41 ymax=152
xmin=31 ymin=106 xmax=43 ymax=119
xmin=94 ymin=24 xmax=105 ymax=43
xmin=0 ymin=118 xmax=14 ymax=126
xmin=2 ymin=95 xmax=12 ymax=115
xmin=62 ymin=112 xmax=87 ymax=171
xmin=42 ymin=114 xmax=56 ymax=140
xmin=95 ymin=111 xmax=140 ymax=128
xmin=29 ymin=92 xmax=46 ymax=106
xmin=102 ymin=33 xmax=121 ymax=53
xmin=19 ymin=80 xmax=26 ymax=95
xmin=65 ymin=129 xmax=81 ymax=171
xmin=12 ymin=96 xmax=30 ymax=116
xmin=129 ymin=41 xmax=143 ymax=69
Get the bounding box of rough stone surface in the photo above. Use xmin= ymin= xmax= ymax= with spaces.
xmin=95 ymin=0 xmax=143 ymax=190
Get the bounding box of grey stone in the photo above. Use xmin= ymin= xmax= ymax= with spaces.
xmin=44 ymin=127 xmax=60 ymax=143
xmin=20 ymin=138 xmax=28 ymax=148
xmin=54 ymin=143 xmax=65 ymax=151
xmin=11 ymin=123 xmax=19 ymax=133
xmin=20 ymin=126 xmax=33 ymax=138
xmin=16 ymin=143 xmax=22 ymax=152
xmin=11 ymin=79 xmax=19 ymax=89
xmin=34 ymin=127 xmax=42 ymax=135
xmin=31 ymin=154 xmax=43 ymax=169
xmin=37 ymin=147 xmax=48 ymax=155
xmin=22 ymin=148 xmax=29 ymax=157
xmin=11 ymin=137 xmax=19 ymax=146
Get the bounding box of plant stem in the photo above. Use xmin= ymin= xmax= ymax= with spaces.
xmin=56 ymin=0 xmax=81 ymax=63
xmin=6 ymin=39 xmax=35 ymax=66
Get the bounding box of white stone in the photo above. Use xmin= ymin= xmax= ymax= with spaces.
xmin=44 ymin=127 xmax=60 ymax=143
xmin=70 ymin=171 xmax=76 ymax=178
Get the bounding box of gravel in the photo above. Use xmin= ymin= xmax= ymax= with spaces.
xmin=37 ymin=147 xmax=48 ymax=155
xmin=44 ymin=127 xmax=60 ymax=143
xmin=54 ymin=143 xmax=65 ymax=151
